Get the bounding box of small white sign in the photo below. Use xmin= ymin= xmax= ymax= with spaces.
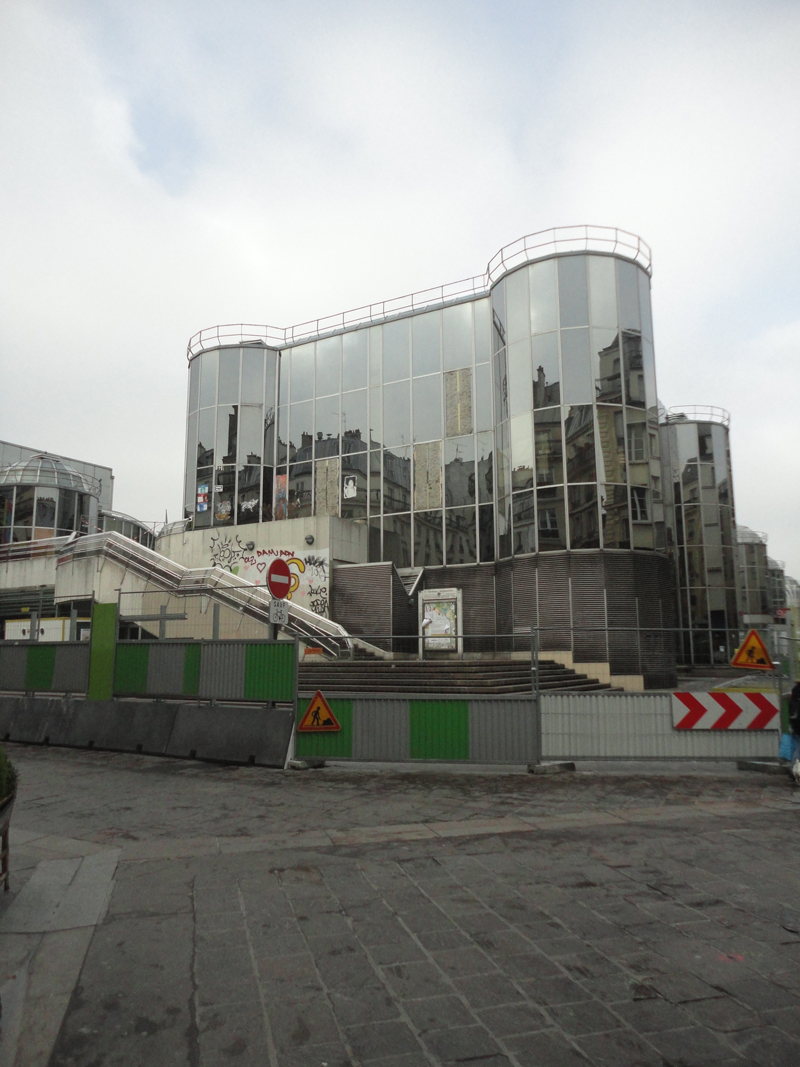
xmin=214 ymin=485 xmax=224 ymax=493
xmin=269 ymin=599 xmax=289 ymax=625
xmin=343 ymin=474 xmax=357 ymax=500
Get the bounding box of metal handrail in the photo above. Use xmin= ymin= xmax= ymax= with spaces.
xmin=665 ymin=405 xmax=731 ymax=427
xmin=186 ymin=224 xmax=651 ymax=359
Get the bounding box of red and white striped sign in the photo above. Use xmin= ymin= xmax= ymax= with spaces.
xmin=671 ymin=692 xmax=779 ymax=730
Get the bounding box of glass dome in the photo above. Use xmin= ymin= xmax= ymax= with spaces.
xmin=0 ymin=453 xmax=101 ymax=495
xmin=0 ymin=453 xmax=100 ymax=544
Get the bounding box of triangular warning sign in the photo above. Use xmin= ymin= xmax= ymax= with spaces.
xmin=731 ymin=629 xmax=774 ymax=670
xmin=298 ymin=691 xmax=341 ymax=731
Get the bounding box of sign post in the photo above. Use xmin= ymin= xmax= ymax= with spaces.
xmin=267 ymin=559 xmax=292 ymax=640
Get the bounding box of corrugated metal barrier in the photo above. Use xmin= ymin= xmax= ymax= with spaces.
xmin=294 ymin=692 xmax=778 ymax=762
xmin=0 ymin=642 xmax=90 ymax=693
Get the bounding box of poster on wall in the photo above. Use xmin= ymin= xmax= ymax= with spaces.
xmin=196 ymin=485 xmax=209 ymax=512
xmin=274 ymin=474 xmax=288 ymax=521
xmin=419 ymin=587 xmax=462 ymax=652
xmin=208 ymin=533 xmax=329 ymax=617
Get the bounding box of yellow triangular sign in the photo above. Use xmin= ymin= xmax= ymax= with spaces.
xmin=730 ymin=629 xmax=774 ymax=670
xmin=298 ymin=691 xmax=341 ymax=731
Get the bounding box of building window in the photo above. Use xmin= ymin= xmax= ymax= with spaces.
xmin=627 ymin=424 xmax=646 ymax=462
xmin=630 ymin=486 xmax=649 ymax=521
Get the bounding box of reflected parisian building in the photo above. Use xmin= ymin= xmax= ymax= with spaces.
xmin=183 ymin=227 xmax=680 ymax=686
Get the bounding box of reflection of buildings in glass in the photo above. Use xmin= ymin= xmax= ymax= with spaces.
xmin=595 ymin=334 xmax=622 ymax=404
xmin=533 ymin=363 xmax=559 ymax=408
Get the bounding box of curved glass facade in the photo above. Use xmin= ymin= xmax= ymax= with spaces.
xmin=0 ymin=454 xmax=100 ymax=543
xmin=184 ymin=250 xmax=662 ymax=568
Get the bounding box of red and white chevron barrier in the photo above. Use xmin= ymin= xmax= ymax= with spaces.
xmin=671 ymin=692 xmax=779 ymax=730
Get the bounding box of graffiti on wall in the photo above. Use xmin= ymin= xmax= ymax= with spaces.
xmin=208 ymin=534 xmax=329 ymax=617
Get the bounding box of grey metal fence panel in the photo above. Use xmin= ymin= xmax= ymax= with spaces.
xmin=469 ymin=699 xmax=536 ymax=762
xmin=541 ymin=693 xmax=777 ymax=759
xmin=352 ymin=699 xmax=409 ymax=760
xmin=199 ymin=643 xmax=245 ymax=701
xmin=147 ymin=644 xmax=187 ymax=697
xmin=0 ymin=646 xmax=27 ymax=691
xmin=52 ymin=644 xmax=90 ymax=692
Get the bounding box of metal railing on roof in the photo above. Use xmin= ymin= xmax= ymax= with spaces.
xmin=186 ymin=224 xmax=651 ymax=359
xmin=665 ymin=405 xmax=731 ymax=427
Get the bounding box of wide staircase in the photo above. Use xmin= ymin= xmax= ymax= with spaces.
xmin=299 ymin=658 xmax=613 ymax=696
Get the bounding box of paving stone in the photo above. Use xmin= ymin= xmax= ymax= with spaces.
xmin=453 ymin=973 xmax=526 ymax=1009
xmin=504 ymin=1029 xmax=592 ymax=1066
xmin=611 ymin=996 xmax=694 ymax=1033
xmin=520 ymin=975 xmax=589 ymax=1006
xmin=686 ymin=994 xmax=764 ymax=1032
xmin=728 ymin=1025 xmax=800 ymax=1066
xmin=714 ymin=975 xmax=800 ymax=1010
xmin=381 ymin=960 xmax=452 ymax=999
xmin=476 ymin=1001 xmax=549 ymax=1036
xmin=648 ymin=1024 xmax=742 ymax=1065
xmin=420 ymin=1023 xmax=504 ymax=1062
xmin=546 ymin=999 xmax=626 ymax=1037
xmin=344 ymin=1020 xmax=421 ymax=1061
xmin=574 ymin=1027 xmax=665 ymax=1067
xmin=403 ymin=995 xmax=476 ymax=1033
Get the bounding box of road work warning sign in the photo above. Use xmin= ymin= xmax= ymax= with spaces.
xmin=730 ymin=629 xmax=774 ymax=670
xmin=298 ymin=691 xmax=341 ymax=731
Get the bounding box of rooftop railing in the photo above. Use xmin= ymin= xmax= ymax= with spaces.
xmin=665 ymin=405 xmax=731 ymax=427
xmin=187 ymin=224 xmax=651 ymax=359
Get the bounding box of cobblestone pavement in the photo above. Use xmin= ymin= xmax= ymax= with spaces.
xmin=3 ymin=745 xmax=800 ymax=1066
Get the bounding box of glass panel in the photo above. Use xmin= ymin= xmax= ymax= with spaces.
xmin=476 ymin=431 xmax=494 ymax=503
xmin=382 ymin=446 xmax=411 ymax=513
xmin=510 ymin=412 xmax=534 ymax=491
xmin=560 ymin=328 xmax=592 ymax=404
xmin=342 ymin=389 xmax=368 ymax=452
xmin=592 ymin=328 xmax=622 ymax=403
xmin=588 ymin=255 xmax=617 ymax=328
xmin=216 ymin=406 xmax=238 ymax=465
xmin=413 ymin=441 xmax=442 ymax=510
xmin=642 ymin=337 xmax=657 ymax=412
xmin=199 ymin=349 xmax=218 ymax=408
xmin=383 ymin=380 xmax=410 ymax=446
xmin=238 ymin=405 xmax=262 ymax=464
xmin=212 ymin=467 xmax=235 ymax=526
xmin=34 ymin=489 xmax=56 ymax=530
xmin=442 ymin=302 xmax=473 ymax=370
xmin=383 ymin=318 xmax=409 ymax=382
xmin=316 ymin=335 xmax=341 ymax=397
xmin=218 ymin=348 xmax=240 ymax=405
xmin=263 ymin=405 xmax=276 ymax=466
xmin=342 ymin=329 xmax=368 ymax=392
xmin=369 ymin=451 xmax=382 ymax=515
xmin=241 ymin=348 xmax=264 ymax=403
xmin=385 ymin=514 xmax=412 ymax=568
xmin=314 ymin=394 xmax=340 ymax=457
xmin=237 ymin=465 xmax=261 ymax=524
xmin=497 ymin=496 xmax=511 ymax=558
xmin=56 ymin=489 xmax=77 ymax=534
xmin=341 ymin=451 xmax=368 ymax=519
xmin=194 ymin=469 xmax=212 ymax=527
xmin=617 ymin=260 xmax=641 ymax=331
xmin=278 ymin=350 xmax=290 ymax=405
xmin=188 ymin=358 xmax=200 ymax=411
xmin=474 ymin=363 xmax=492 ymax=432
xmin=531 ymin=332 xmax=560 ymax=408
xmin=261 ymin=467 xmax=273 ymax=521
xmin=474 ymin=298 xmax=491 ymax=363
xmin=512 ymin=491 xmax=536 ymax=555
xmin=288 ymin=400 xmax=313 ymax=463
xmin=368 ymin=517 xmax=381 ymax=562
xmin=534 ymin=408 xmax=563 ymax=486
xmin=479 ymin=504 xmax=495 ymax=561
xmin=186 ymin=408 xmax=198 ymax=474
xmin=491 ymin=284 xmax=506 ymax=353
xmin=413 ymin=374 xmax=442 ymax=441
xmin=595 ymin=405 xmax=626 ymax=483
xmin=495 ymin=420 xmax=511 ymax=500
xmin=415 ymin=510 xmax=443 ymax=566
xmin=493 ymin=345 xmax=508 ymax=423
xmin=288 ymin=461 xmax=313 ymax=518
xmin=558 ymin=255 xmax=588 ymax=328
xmin=621 ymin=331 xmax=644 ymax=407
xmin=369 ymin=325 xmax=382 ymax=385
xmin=507 ymin=339 xmax=532 ymax=416
xmin=290 ymin=343 xmax=314 ymax=402
xmin=630 ymin=485 xmax=650 ymax=522
xmin=528 ymin=259 xmax=558 ymax=335
xmin=444 ymin=436 xmax=475 ymax=507
xmin=446 ymin=507 xmax=476 ymax=565
xmin=504 ymin=267 xmax=529 ymax=344
xmin=369 ymin=386 xmax=382 ymax=447
xmin=197 ymin=407 xmax=215 ymax=468
xmin=638 ymin=268 xmax=653 ymax=339
xmin=276 ymin=407 xmax=288 ymax=464
xmin=565 ymin=404 xmax=596 ymax=483
xmin=412 ymin=310 xmax=441 ymax=376
xmin=537 ymin=486 xmax=566 ymax=550
xmin=600 ymin=484 xmax=630 ymax=548
xmin=568 ymin=484 xmax=599 ymax=548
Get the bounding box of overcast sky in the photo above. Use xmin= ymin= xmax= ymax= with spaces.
xmin=1 ymin=0 xmax=798 ymax=574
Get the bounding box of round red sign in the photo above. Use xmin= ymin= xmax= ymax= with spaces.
xmin=267 ymin=558 xmax=292 ymax=599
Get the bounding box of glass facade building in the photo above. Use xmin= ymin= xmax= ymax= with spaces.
xmin=0 ymin=454 xmax=100 ymax=544
xmin=184 ymin=231 xmax=662 ymax=568
xmin=660 ymin=409 xmax=738 ymax=664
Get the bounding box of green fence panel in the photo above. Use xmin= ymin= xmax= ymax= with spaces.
xmin=25 ymin=644 xmax=56 ymax=691
xmin=410 ymin=700 xmax=470 ymax=760
xmin=296 ymin=699 xmax=353 ymax=759
xmin=87 ymin=602 xmax=118 ymax=700
xmin=114 ymin=643 xmax=150 ymax=696
xmin=182 ymin=643 xmax=201 ymax=697
xmin=244 ymin=643 xmax=295 ymax=702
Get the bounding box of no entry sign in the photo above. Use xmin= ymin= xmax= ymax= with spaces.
xmin=267 ymin=558 xmax=292 ymax=599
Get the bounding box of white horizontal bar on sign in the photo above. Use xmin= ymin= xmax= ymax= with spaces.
xmin=671 ymin=692 xmax=779 ymax=731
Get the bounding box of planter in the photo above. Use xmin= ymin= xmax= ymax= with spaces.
xmin=0 ymin=792 xmax=15 ymax=892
